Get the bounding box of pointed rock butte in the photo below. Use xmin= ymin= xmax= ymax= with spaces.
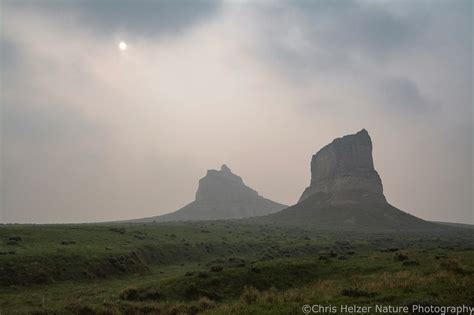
xmin=136 ymin=164 xmax=287 ymax=222
xmin=299 ymin=129 xmax=385 ymax=203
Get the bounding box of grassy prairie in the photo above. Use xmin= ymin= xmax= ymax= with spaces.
xmin=0 ymin=222 xmax=473 ymax=314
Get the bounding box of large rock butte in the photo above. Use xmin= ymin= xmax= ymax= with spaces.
xmin=299 ymin=129 xmax=385 ymax=204
xmin=264 ymin=129 xmax=437 ymax=231
xmin=134 ymin=164 xmax=287 ymax=222
xmin=196 ymin=164 xmax=258 ymax=202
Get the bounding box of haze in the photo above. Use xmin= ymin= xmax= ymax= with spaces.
xmin=0 ymin=1 xmax=472 ymax=224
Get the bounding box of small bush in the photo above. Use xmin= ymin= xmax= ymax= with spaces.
xmin=119 ymin=287 xmax=162 ymax=301
xmin=109 ymin=227 xmax=125 ymax=234
xmin=402 ymin=260 xmax=419 ymax=266
xmin=440 ymin=260 xmax=466 ymax=274
xmin=210 ymin=265 xmax=223 ymax=272
xmin=394 ymin=253 xmax=409 ymax=261
xmin=261 ymin=287 xmax=279 ymax=303
xmin=381 ymin=248 xmax=399 ymax=252
xmin=250 ymin=266 xmax=261 ymax=273
xmin=167 ymin=304 xmax=193 ymax=315
xmin=8 ymin=236 xmax=22 ymax=242
xmin=61 ymin=240 xmax=76 ymax=245
xmin=240 ymin=286 xmax=259 ymax=305
xmin=197 ymin=297 xmax=216 ymax=310
xmin=184 ymin=284 xmax=200 ymax=300
xmin=341 ymin=288 xmax=376 ymax=298
xmin=6 ymin=237 xmax=21 ymax=246
xmin=66 ymin=303 xmax=98 ymax=315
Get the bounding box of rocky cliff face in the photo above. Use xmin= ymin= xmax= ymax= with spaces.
xmin=264 ymin=129 xmax=435 ymax=231
xmin=196 ymin=164 xmax=258 ymax=201
xmin=134 ymin=164 xmax=287 ymax=222
xmin=299 ymin=129 xmax=385 ymax=203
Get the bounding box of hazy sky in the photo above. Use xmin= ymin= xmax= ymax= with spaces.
xmin=1 ymin=0 xmax=472 ymax=224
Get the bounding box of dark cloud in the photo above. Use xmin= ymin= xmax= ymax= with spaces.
xmin=250 ymin=0 xmax=471 ymax=116
xmin=290 ymin=0 xmax=416 ymax=60
xmin=375 ymin=77 xmax=433 ymax=113
xmin=3 ymin=0 xmax=221 ymax=38
xmin=254 ymin=0 xmax=419 ymax=76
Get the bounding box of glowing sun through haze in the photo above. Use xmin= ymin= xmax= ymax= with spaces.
xmin=118 ymin=41 xmax=127 ymax=51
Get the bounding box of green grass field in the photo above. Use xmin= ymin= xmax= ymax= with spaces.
xmin=1 ymin=222 xmax=473 ymax=314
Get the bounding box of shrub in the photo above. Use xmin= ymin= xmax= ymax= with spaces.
xmin=109 ymin=227 xmax=125 ymax=234
xmin=240 ymin=286 xmax=259 ymax=305
xmin=198 ymin=297 xmax=216 ymax=310
xmin=66 ymin=303 xmax=98 ymax=315
xmin=440 ymin=260 xmax=466 ymax=274
xmin=61 ymin=240 xmax=76 ymax=245
xmin=184 ymin=284 xmax=200 ymax=300
xmin=210 ymin=265 xmax=223 ymax=272
xmin=8 ymin=236 xmax=22 ymax=242
xmin=394 ymin=253 xmax=409 ymax=261
xmin=250 ymin=266 xmax=261 ymax=273
xmin=381 ymin=248 xmax=399 ymax=252
xmin=341 ymin=288 xmax=376 ymax=298
xmin=119 ymin=287 xmax=162 ymax=301
xmin=261 ymin=287 xmax=279 ymax=303
xmin=167 ymin=304 xmax=193 ymax=315
xmin=6 ymin=237 xmax=21 ymax=246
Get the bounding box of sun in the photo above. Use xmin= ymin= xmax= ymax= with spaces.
xmin=118 ymin=41 xmax=127 ymax=51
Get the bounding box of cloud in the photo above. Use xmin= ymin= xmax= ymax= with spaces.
xmin=2 ymin=102 xmax=101 ymax=145
xmin=375 ymin=77 xmax=432 ymax=113
xmin=245 ymin=0 xmax=470 ymax=115
xmin=2 ymin=0 xmax=221 ymax=38
xmin=247 ymin=0 xmax=417 ymax=77
xmin=0 ymin=1 xmax=472 ymax=224
xmin=282 ymin=0 xmax=416 ymax=60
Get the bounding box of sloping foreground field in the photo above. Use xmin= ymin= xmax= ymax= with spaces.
xmin=0 ymin=222 xmax=473 ymax=314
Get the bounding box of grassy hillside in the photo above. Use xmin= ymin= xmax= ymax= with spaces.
xmin=260 ymin=192 xmax=440 ymax=231
xmin=0 ymin=222 xmax=473 ymax=314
